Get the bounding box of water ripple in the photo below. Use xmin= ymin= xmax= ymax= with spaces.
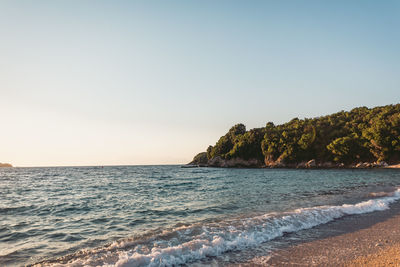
xmin=0 ymin=166 xmax=398 ymax=266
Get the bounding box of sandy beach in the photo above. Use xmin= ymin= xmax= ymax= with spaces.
xmin=242 ymin=199 xmax=400 ymax=266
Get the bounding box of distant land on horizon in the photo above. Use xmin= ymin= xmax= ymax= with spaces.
xmin=191 ymin=103 xmax=400 ymax=168
xmin=0 ymin=162 xmax=12 ymax=168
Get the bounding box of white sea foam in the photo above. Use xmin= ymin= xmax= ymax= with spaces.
xmin=40 ymin=188 xmax=400 ymax=267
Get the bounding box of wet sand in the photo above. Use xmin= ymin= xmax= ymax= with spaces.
xmin=238 ymin=200 xmax=400 ymax=266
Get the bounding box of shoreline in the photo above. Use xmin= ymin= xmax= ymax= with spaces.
xmin=386 ymin=163 xmax=400 ymax=169
xmin=237 ymin=199 xmax=400 ymax=266
xmin=185 ymin=164 xmax=400 ymax=169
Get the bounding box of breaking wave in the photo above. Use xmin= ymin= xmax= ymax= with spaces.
xmin=35 ymin=188 xmax=400 ymax=267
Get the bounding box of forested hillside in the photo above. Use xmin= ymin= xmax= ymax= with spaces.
xmin=193 ymin=104 xmax=400 ymax=167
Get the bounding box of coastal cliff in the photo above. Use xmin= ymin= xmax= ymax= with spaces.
xmin=190 ymin=104 xmax=400 ymax=168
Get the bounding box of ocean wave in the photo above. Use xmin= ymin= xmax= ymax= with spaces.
xmin=34 ymin=188 xmax=400 ymax=267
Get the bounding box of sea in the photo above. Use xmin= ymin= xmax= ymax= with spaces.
xmin=1 ymin=165 xmax=400 ymax=266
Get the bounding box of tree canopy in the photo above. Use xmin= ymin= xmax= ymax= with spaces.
xmin=205 ymin=104 xmax=400 ymax=165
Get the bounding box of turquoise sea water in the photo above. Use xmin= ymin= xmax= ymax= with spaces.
xmin=0 ymin=166 xmax=399 ymax=266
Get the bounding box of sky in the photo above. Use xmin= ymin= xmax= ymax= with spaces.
xmin=0 ymin=0 xmax=399 ymax=167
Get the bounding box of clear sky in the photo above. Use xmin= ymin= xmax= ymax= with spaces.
xmin=0 ymin=0 xmax=399 ymax=167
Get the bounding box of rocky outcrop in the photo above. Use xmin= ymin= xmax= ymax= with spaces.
xmin=296 ymin=162 xmax=307 ymax=168
xmin=352 ymin=161 xmax=388 ymax=169
xmin=306 ymin=159 xmax=316 ymax=168
xmin=318 ymin=162 xmax=334 ymax=168
xmin=262 ymin=157 xmax=391 ymax=169
xmin=188 ymin=152 xmax=208 ymax=167
xmin=199 ymin=155 xmax=394 ymax=169
xmin=264 ymin=155 xmax=290 ymax=168
xmin=208 ymin=157 xmax=262 ymax=168
xmin=265 ymin=157 xmax=318 ymax=169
